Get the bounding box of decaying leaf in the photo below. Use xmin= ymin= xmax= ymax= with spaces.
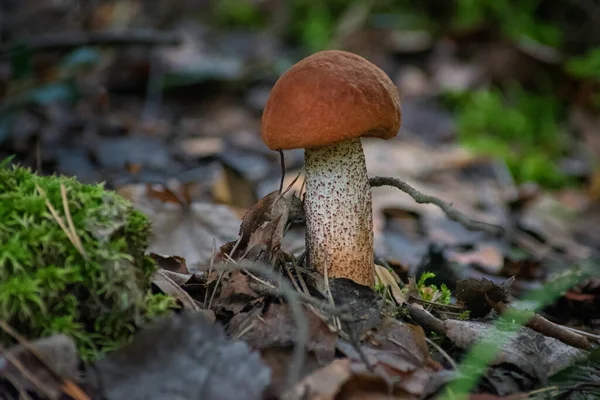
xmin=117 ymin=183 xmax=241 ymax=269
xmin=217 ymin=270 xmax=261 ymax=314
xmin=228 ymin=302 xmax=338 ymax=397
xmin=88 ymin=311 xmax=271 ymax=400
xmin=151 ymin=269 xmax=200 ymax=312
xmin=335 ymin=317 xmax=440 ymax=397
xmin=220 ymin=190 xmax=297 ymax=265
xmin=327 ymin=278 xmax=383 ymax=340
xmin=286 ymin=358 xmax=421 ymax=400
xmin=229 ymin=302 xmax=337 ymax=365
xmin=455 ymin=277 xmax=514 ymax=318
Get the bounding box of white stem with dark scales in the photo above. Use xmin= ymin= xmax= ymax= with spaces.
xmin=303 ymin=138 xmax=375 ymax=287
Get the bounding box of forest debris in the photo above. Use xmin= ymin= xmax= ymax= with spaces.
xmin=286 ymin=357 xmax=422 ymax=400
xmin=334 ymin=319 xmax=439 ymax=397
xmin=327 ymin=278 xmax=383 ymax=340
xmin=493 ymin=302 xmax=590 ymax=350
xmin=0 ymin=334 xmax=80 ymax=400
xmin=220 ymin=190 xmax=298 ymax=265
xmin=444 ymin=320 xmax=589 ymax=378
xmin=374 ymin=264 xmax=405 ymax=305
xmin=88 ymin=311 xmax=271 ymax=400
xmin=151 ymin=269 xmax=200 ymax=312
xmin=228 ymin=302 xmax=337 ymax=366
xmin=118 ymin=183 xmax=240 ymax=269
xmin=455 ymin=277 xmax=514 ymax=318
xmin=218 ymin=270 xmax=261 ymax=314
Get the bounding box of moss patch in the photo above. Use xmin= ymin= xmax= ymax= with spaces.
xmin=0 ymin=160 xmax=175 ymax=361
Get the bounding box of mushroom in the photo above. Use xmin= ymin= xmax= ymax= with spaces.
xmin=261 ymin=50 xmax=401 ymax=288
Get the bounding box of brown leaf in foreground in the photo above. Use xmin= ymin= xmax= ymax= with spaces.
xmin=289 ymin=358 xmax=420 ymax=400
xmin=335 ymin=317 xmax=441 ymax=398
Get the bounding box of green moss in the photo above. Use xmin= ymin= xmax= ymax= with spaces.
xmin=0 ymin=162 xmax=176 ymax=361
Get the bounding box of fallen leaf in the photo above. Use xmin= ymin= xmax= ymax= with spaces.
xmin=151 ymin=269 xmax=199 ymax=311
xmin=117 ymin=183 xmax=240 ymax=270
xmin=374 ymin=264 xmax=405 ymax=305
xmin=88 ymin=311 xmax=271 ymax=400
xmin=455 ymin=277 xmax=514 ymax=318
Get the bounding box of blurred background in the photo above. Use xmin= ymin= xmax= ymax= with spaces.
xmin=1 ymin=0 xmax=600 ymax=287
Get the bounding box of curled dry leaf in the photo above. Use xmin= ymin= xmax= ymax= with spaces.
xmin=151 ymin=269 xmax=200 ymax=312
xmin=374 ymin=264 xmax=405 ymax=305
xmin=220 ymin=190 xmax=296 ymax=265
xmin=455 ymin=277 xmax=514 ymax=318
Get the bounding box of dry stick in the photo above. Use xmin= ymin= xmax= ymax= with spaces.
xmin=0 ymin=342 xmax=57 ymax=400
xmin=203 ymin=238 xmax=218 ymax=309
xmin=0 ymin=321 xmax=90 ymax=400
xmin=493 ymin=301 xmax=590 ymax=350
xmin=212 ymin=261 xmax=308 ymax=391
xmin=207 ymin=236 xmax=242 ymax=310
xmin=369 ymin=176 xmax=504 ymax=237
xmin=278 ymin=149 xmax=285 ymax=193
xmin=425 ymin=336 xmax=457 ymax=370
xmin=404 ymin=303 xmax=447 ymax=336
xmin=60 ymin=184 xmax=87 ymax=259
xmin=35 ymin=185 xmax=86 ymax=258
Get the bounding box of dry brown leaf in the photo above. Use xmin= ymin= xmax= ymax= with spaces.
xmin=374 ymin=264 xmax=405 ymax=305
xmin=116 ymin=183 xmax=240 ymax=270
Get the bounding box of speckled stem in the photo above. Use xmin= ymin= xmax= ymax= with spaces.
xmin=304 ymin=138 xmax=375 ymax=287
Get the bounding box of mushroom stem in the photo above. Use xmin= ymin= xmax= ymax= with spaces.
xmin=304 ymin=138 xmax=375 ymax=287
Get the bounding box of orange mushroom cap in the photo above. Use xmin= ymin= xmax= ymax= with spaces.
xmin=261 ymin=50 xmax=402 ymax=150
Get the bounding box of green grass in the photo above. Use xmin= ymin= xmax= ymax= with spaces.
xmin=444 ymin=84 xmax=574 ymax=189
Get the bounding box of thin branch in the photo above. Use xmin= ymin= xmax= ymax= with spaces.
xmin=278 ymin=149 xmax=285 ymax=193
xmin=369 ymin=176 xmax=504 ymax=237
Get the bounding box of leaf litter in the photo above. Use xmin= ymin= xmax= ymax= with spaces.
xmin=3 ymin=2 xmax=600 ymax=399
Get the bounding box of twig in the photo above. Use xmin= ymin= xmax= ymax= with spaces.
xmin=404 ymin=303 xmax=447 ymax=335
xmin=0 ymin=321 xmax=90 ymax=399
xmin=0 ymin=342 xmax=57 ymax=399
xmin=35 ymin=184 xmax=86 ymax=258
xmin=559 ymin=325 xmax=600 ymax=342
xmin=369 ymin=176 xmax=504 ymax=237
xmin=60 ymin=184 xmax=87 ymax=259
xmin=278 ymin=149 xmax=285 ymax=193
xmin=493 ymin=301 xmax=590 ymax=350
xmin=425 ymin=336 xmax=457 ymax=370
xmin=1 ymin=29 xmax=181 ymax=54
xmin=204 ymin=238 xmax=217 ymax=309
